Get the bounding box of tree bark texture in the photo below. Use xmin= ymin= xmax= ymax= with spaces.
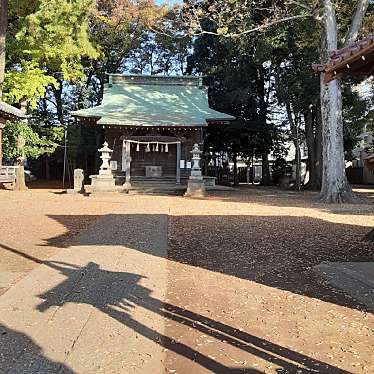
xmin=319 ymin=0 xmax=360 ymax=203
xmin=304 ymin=109 xmax=316 ymax=188
xmin=52 ymin=79 xmax=64 ymax=125
xmin=286 ymin=101 xmax=301 ymax=190
xmin=0 ymin=0 xmax=7 ymax=98
xmin=304 ymin=107 xmax=323 ymax=190
xmin=315 ymin=108 xmax=323 ymax=188
xmin=344 ymin=0 xmax=369 ymax=47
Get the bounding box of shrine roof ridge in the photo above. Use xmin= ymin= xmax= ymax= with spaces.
xmin=107 ymin=73 xmax=204 ymax=87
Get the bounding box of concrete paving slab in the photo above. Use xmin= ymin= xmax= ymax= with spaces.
xmin=0 ymin=272 xmax=23 ymax=289
xmin=314 ymin=261 xmax=374 ymax=310
xmin=0 ymin=212 xmax=169 ymax=373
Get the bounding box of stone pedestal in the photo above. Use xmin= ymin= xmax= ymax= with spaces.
xmin=90 ymin=142 xmax=116 ymax=193
xmin=185 ymin=143 xmax=206 ymax=197
xmin=185 ymin=177 xmax=206 ymax=197
xmin=90 ymin=174 xmax=116 ymax=192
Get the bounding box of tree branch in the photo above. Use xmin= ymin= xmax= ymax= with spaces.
xmin=198 ymin=14 xmax=311 ymax=38
xmin=344 ymin=0 xmax=370 ymax=47
xmin=286 ymin=0 xmax=314 ymax=13
xmin=156 ymin=13 xmax=310 ymax=39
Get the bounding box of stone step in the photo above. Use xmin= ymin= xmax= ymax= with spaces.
xmin=128 ymin=187 xmax=185 ymax=196
xmin=131 ymin=181 xmax=179 ymax=186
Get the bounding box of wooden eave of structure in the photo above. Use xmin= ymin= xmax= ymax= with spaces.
xmin=75 ymin=115 xmax=231 ymax=128
xmin=313 ymin=35 xmax=374 ymax=83
xmin=365 ymin=154 xmax=374 ymax=164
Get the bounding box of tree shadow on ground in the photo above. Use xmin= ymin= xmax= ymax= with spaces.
xmin=33 ymin=260 xmax=348 ymax=373
xmin=0 ymin=322 xmax=74 ymax=373
xmin=44 ymin=213 xmax=374 ymax=311
xmin=0 ymin=240 xmax=361 ymax=373
xmin=204 ymin=187 xmax=374 ymax=213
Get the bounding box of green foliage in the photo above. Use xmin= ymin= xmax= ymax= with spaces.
xmin=3 ymin=121 xmax=41 ymax=160
xmin=5 ymin=0 xmax=98 ymax=106
xmin=4 ymin=61 xmax=57 ymax=107
xmin=17 ymin=0 xmax=98 ymax=80
xmin=2 ymin=120 xmax=63 ymax=161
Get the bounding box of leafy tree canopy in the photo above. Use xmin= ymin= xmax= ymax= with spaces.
xmin=4 ymin=0 xmax=98 ymax=106
xmin=2 ymin=120 xmax=63 ymax=161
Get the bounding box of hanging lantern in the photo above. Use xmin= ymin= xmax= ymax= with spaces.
xmin=146 ymin=143 xmax=150 ymax=152
xmin=165 ymin=144 xmax=169 ymax=153
xmin=156 ymin=143 xmax=159 ymax=152
xmin=136 ymin=143 xmax=140 ymax=152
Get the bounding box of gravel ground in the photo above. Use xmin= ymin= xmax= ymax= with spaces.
xmin=0 ymin=184 xmax=374 ymax=373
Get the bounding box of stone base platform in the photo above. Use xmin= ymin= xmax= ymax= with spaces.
xmin=314 ymin=261 xmax=374 ymax=310
xmin=89 ymin=174 xmax=116 ymax=193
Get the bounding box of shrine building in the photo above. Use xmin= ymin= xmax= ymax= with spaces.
xmin=72 ymin=74 xmax=234 ymax=187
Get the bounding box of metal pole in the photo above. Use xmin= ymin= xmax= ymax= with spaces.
xmin=62 ymin=127 xmax=67 ymax=188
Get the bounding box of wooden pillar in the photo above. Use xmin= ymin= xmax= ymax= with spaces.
xmin=123 ymin=140 xmax=131 ymax=187
xmin=176 ymin=141 xmax=181 ymax=184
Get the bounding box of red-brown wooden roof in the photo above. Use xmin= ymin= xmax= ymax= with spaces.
xmin=313 ymin=35 xmax=374 ymax=82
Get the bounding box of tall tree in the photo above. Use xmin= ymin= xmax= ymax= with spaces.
xmin=0 ymin=0 xmax=7 ymax=97
xmin=271 ymin=20 xmax=322 ymax=190
xmin=4 ymin=0 xmax=98 ymax=107
xmin=187 ymin=27 xmax=285 ymax=185
xmin=318 ymin=0 xmax=369 ymax=203
xmin=182 ymin=0 xmax=373 ymax=202
xmin=88 ymin=1 xmax=159 ymax=95
xmin=1 ymin=0 xmax=99 ymax=188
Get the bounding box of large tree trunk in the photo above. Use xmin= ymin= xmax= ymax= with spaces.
xmin=344 ymin=0 xmax=370 ymax=46
xmin=304 ymin=109 xmax=317 ymax=189
xmin=14 ymin=163 xmax=26 ymax=190
xmin=315 ymin=107 xmax=323 ymax=188
xmin=304 ymin=106 xmax=323 ymax=190
xmin=52 ymin=78 xmax=64 ymax=125
xmin=286 ymin=101 xmax=301 ymax=190
xmin=0 ymin=0 xmax=7 ymax=98
xmin=319 ymin=0 xmax=360 ymax=203
xmin=0 ymin=0 xmax=7 ymax=167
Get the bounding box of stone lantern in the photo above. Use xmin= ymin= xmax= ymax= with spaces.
xmin=98 ymin=142 xmax=113 ymax=176
xmin=185 ymin=143 xmax=205 ymax=197
xmin=90 ymin=142 xmax=116 ymax=193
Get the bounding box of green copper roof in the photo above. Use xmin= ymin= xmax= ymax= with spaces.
xmin=71 ymin=75 xmax=234 ymax=127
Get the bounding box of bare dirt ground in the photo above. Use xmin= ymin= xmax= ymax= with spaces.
xmin=0 ymin=183 xmax=374 ymax=373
